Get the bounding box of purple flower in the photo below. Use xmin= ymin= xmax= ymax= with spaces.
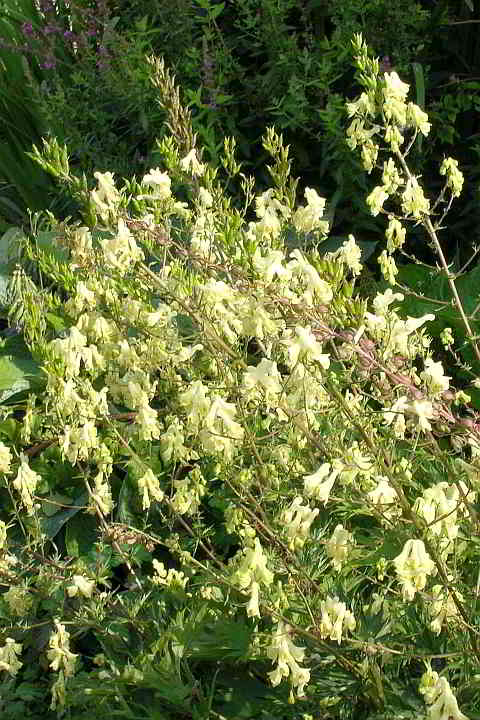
xmin=22 ymin=22 xmax=33 ymax=36
xmin=42 ymin=57 xmax=56 ymax=70
xmin=43 ymin=23 xmax=59 ymax=35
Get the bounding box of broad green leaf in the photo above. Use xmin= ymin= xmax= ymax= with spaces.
xmin=0 ymin=354 xmax=43 ymax=399
xmin=0 ymin=417 xmax=20 ymax=442
xmin=0 ymin=334 xmax=44 ymax=402
xmin=65 ymin=511 xmax=99 ymax=557
xmin=118 ymin=476 xmax=141 ymax=524
xmin=0 ymin=262 xmax=11 ymax=306
xmin=41 ymin=493 xmax=73 ymax=517
xmin=0 ymin=226 xmax=25 ymax=264
xmin=40 ymin=492 xmax=88 ymax=540
xmin=46 ymin=312 xmax=67 ymax=332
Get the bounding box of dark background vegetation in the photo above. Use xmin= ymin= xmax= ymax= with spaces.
xmin=1 ymin=0 xmax=479 ymax=263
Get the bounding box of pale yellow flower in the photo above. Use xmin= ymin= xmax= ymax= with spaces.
xmin=47 ymin=620 xmax=77 ymax=678
xmin=232 ymin=538 xmax=274 ymax=617
xmin=366 ymin=185 xmax=389 ymax=216
xmin=141 ymin=167 xmax=171 ymax=199
xmin=440 ymin=157 xmax=464 ymax=198
xmin=385 ymin=124 xmax=404 ymax=151
xmin=367 ymin=477 xmax=402 ymax=524
xmin=90 ymin=170 xmax=120 ymax=220
xmin=319 ymin=596 xmax=356 ymax=644
xmin=382 ymin=158 xmax=403 ymax=194
xmin=303 ymin=463 xmax=340 ymax=505
xmin=408 ymin=398 xmax=434 ymax=433
xmin=401 ymin=176 xmax=430 ymax=219
xmin=180 ymin=148 xmax=205 ymax=176
xmin=282 ymin=496 xmax=319 ymax=551
xmin=267 ymin=621 xmax=310 ymax=697
xmin=385 ymin=216 xmax=406 ymax=252
xmin=0 ymin=442 xmax=12 ymax=474
xmin=421 ymin=358 xmax=450 ymax=396
xmin=66 ymin=575 xmax=95 ymax=599
xmin=378 ymin=250 xmax=398 ymax=285
xmin=0 ymin=638 xmax=22 ymax=676
xmin=407 ymin=102 xmax=431 ymax=136
xmin=292 ymin=187 xmax=328 ymax=235
xmin=12 ymin=454 xmax=40 ymax=514
xmin=393 ymin=539 xmax=435 ymax=600
xmin=421 ymin=674 xmax=469 ymax=720
xmin=137 ymin=468 xmax=164 ymax=510
xmin=326 ymin=524 xmax=353 ymax=571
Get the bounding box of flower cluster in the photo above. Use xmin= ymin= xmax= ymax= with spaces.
xmin=393 ymin=539 xmax=436 ymax=600
xmin=267 ymin=621 xmax=310 ymax=698
xmin=419 ymin=669 xmax=469 ymax=720
xmin=319 ymin=596 xmax=356 ymax=644
xmin=232 ymin=538 xmax=274 ymax=618
xmin=347 ymin=33 xmax=464 ymax=289
xmin=2 ymin=85 xmax=479 ymax=715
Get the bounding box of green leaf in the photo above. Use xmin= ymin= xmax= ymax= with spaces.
xmin=0 ymin=262 xmax=11 ymax=307
xmin=0 ymin=355 xmax=43 ymax=402
xmin=41 ymin=493 xmax=74 ymax=517
xmin=35 ymin=230 xmax=69 ymax=264
xmin=393 ymin=263 xmax=480 ymax=370
xmin=65 ymin=511 xmax=98 ymax=557
xmin=117 ymin=476 xmax=141 ymax=524
xmin=0 ymin=417 xmax=20 ymax=442
xmin=0 ymin=334 xmax=44 ymax=402
xmin=0 ymin=226 xmax=24 ymax=264
xmin=0 ymin=227 xmax=25 ymax=306
xmin=45 ymin=312 xmax=67 ymax=332
xmin=40 ymin=492 xmax=88 ymax=540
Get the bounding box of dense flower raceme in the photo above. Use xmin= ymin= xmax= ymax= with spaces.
xmin=1 ymin=111 xmax=479 ymax=713
xmin=346 ymin=34 xmax=464 ymax=287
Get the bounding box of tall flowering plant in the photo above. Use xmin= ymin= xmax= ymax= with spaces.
xmin=0 ymin=39 xmax=478 ymax=719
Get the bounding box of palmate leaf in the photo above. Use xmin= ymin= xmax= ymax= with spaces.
xmin=214 ymin=669 xmax=280 ymax=720
xmin=182 ymin=615 xmax=253 ymax=663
